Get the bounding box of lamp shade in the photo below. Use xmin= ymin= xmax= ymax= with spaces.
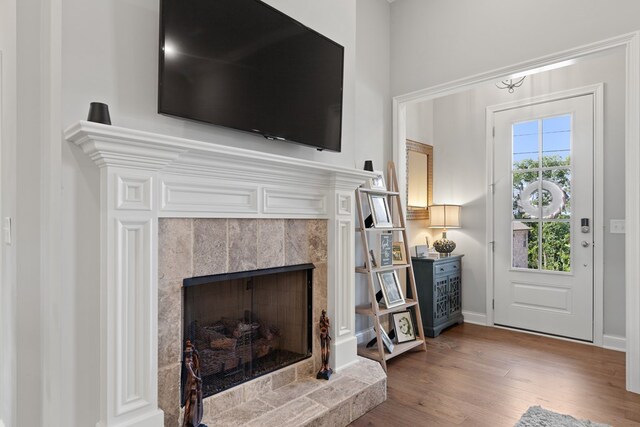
xmin=428 ymin=204 xmax=461 ymax=228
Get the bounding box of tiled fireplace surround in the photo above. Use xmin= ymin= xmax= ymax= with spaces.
xmin=157 ymin=218 xmax=329 ymax=425
xmin=64 ymin=121 xmax=386 ymax=427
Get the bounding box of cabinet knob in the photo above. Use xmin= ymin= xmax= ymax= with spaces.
xmin=439 ymin=268 xmax=444 ymax=272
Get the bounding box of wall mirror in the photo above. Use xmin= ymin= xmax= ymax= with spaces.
xmin=406 ymin=140 xmax=433 ymax=220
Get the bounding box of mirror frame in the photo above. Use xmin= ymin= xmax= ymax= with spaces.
xmin=406 ymin=139 xmax=433 ymax=220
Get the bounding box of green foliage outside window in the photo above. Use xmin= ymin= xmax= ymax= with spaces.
xmin=513 ymin=155 xmax=571 ymax=272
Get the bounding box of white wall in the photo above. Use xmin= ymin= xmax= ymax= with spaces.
xmin=1 ymin=0 xmax=50 ymax=425
xmin=390 ymin=0 xmax=640 ymax=96
xmin=62 ymin=0 xmax=360 ymax=167
xmin=0 ymin=0 xmax=17 ymax=424
xmin=60 ymin=0 xmax=389 ymax=424
xmin=0 ymin=0 xmax=17 ymax=426
xmin=405 ymin=100 xmax=435 ymax=250
xmin=410 ymin=48 xmax=626 ymax=336
xmin=354 ymin=0 xmax=391 ymax=341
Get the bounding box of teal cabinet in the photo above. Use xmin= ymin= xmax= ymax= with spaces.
xmin=410 ymin=255 xmax=464 ymax=338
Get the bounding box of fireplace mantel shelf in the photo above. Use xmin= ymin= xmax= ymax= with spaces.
xmin=64 ymin=121 xmax=374 ymax=185
xmin=65 ymin=121 xmax=372 ymax=427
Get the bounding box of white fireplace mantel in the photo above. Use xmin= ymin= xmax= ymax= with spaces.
xmin=64 ymin=121 xmax=374 ymax=427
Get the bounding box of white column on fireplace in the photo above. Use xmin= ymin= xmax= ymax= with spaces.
xmin=65 ymin=121 xmax=372 ymax=427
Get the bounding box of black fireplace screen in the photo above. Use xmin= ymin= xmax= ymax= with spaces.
xmin=182 ymin=264 xmax=313 ymax=399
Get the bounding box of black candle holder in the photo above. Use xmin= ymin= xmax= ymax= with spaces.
xmin=87 ymin=102 xmax=112 ymax=125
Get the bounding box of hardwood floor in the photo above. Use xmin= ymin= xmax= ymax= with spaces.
xmin=350 ymin=324 xmax=640 ymax=426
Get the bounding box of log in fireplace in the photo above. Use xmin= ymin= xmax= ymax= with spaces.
xmin=182 ymin=264 xmax=313 ymax=399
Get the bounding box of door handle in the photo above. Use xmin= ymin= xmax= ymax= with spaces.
xmin=581 ymin=240 xmax=590 ymax=248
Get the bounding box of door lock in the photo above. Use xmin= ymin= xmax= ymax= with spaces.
xmin=581 ymin=218 xmax=590 ymax=233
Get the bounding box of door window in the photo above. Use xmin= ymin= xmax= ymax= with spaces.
xmin=511 ymin=115 xmax=572 ymax=272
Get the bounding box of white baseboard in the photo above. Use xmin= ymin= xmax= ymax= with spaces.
xmin=462 ymin=310 xmax=488 ymax=326
xmin=603 ymin=334 xmax=626 ymax=352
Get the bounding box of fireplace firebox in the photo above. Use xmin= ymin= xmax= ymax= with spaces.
xmin=182 ymin=264 xmax=313 ymax=399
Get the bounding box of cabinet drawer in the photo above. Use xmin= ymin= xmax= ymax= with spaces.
xmin=434 ymin=261 xmax=460 ymax=276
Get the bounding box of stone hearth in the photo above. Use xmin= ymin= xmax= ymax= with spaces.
xmin=195 ymin=357 xmax=386 ymax=427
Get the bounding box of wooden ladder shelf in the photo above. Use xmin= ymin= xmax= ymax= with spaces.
xmin=355 ymin=161 xmax=427 ymax=371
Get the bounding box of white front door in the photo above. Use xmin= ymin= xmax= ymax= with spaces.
xmin=493 ymin=95 xmax=594 ymax=341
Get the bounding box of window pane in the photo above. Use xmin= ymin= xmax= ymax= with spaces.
xmin=542 ymin=222 xmax=571 ymax=272
xmin=542 ymin=169 xmax=571 ymax=219
xmin=512 ymin=221 xmax=539 ymax=269
xmin=513 ymin=120 xmax=538 ymax=169
xmin=513 ymin=170 xmax=540 ymax=219
xmin=543 ymin=115 xmax=571 ymax=165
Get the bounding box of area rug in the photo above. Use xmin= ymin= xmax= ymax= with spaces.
xmin=515 ymin=406 xmax=611 ymax=427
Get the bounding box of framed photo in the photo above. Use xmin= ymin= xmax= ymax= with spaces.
xmin=392 ymin=311 xmax=417 ymax=343
xmin=392 ymin=241 xmax=406 ymax=265
xmin=378 ymin=233 xmax=393 ymax=266
xmin=367 ymin=171 xmax=387 ymax=191
xmin=379 ymin=325 xmax=395 ymax=353
xmin=367 ymin=194 xmax=393 ymax=228
xmin=414 ymin=244 xmax=429 ymax=258
xmin=377 ymin=270 xmax=405 ymax=308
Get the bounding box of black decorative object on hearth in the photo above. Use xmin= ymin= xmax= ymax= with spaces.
xmin=316 ymin=310 xmax=333 ymax=380
xmin=182 ymin=340 xmax=207 ymax=427
xmin=87 ymin=102 xmax=112 ymax=125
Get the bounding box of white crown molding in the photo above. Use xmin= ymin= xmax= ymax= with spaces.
xmin=64 ymin=121 xmax=372 ymax=426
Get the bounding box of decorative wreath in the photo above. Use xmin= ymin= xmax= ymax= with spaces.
xmin=518 ymin=180 xmax=566 ymax=218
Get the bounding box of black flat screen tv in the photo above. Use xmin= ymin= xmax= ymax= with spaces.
xmin=158 ymin=0 xmax=344 ymax=152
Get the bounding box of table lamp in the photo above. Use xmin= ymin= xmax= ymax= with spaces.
xmin=428 ymin=204 xmax=461 ymax=254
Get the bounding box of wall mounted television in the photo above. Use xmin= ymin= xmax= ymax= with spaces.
xmin=158 ymin=0 xmax=345 ymax=152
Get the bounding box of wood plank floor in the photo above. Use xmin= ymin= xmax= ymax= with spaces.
xmin=350 ymin=324 xmax=640 ymax=426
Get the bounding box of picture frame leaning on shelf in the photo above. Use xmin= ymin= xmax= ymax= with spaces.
xmin=377 ymin=270 xmax=405 ymax=308
xmin=367 ymin=194 xmax=393 ymax=228
xmin=393 ymin=310 xmax=417 ymax=343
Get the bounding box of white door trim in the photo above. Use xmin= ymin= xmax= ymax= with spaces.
xmin=392 ymin=31 xmax=640 ymax=393
xmin=485 ymin=84 xmax=604 ymax=346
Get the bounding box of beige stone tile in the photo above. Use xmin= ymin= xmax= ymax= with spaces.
xmin=158 ymin=218 xmax=193 ymax=281
xmin=260 ymin=377 xmax=323 ymax=408
xmin=271 ymin=365 xmax=296 ymax=390
xmin=158 ymin=280 xmax=182 ymax=367
xmin=312 ymin=263 xmax=328 ymax=370
xmin=204 ymin=398 xmax=273 ymax=427
xmin=247 ymin=397 xmax=325 ymax=427
xmin=350 ymin=379 xmax=386 ymax=421
xmin=296 ymin=357 xmax=316 ymax=379
xmin=158 ymin=363 xmax=181 ymax=424
xmin=257 ymin=219 xmax=285 ymax=269
xmin=303 ymin=400 xmax=351 ymax=427
xmin=308 ymin=220 xmax=328 ymax=263
xmin=341 ymin=357 xmax=387 ymax=385
xmin=285 ymin=220 xmax=309 ymax=265
xmin=164 ymin=411 xmax=179 ymax=427
xmin=243 ymin=375 xmax=272 ymax=402
xmin=308 ymin=376 xmax=367 ymax=409
xmin=193 ymin=219 xmax=228 ymax=277
xmin=202 ymin=386 xmax=244 ymax=420
xmin=228 ymin=219 xmax=258 ymax=272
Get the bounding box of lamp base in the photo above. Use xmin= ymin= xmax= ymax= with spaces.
xmin=433 ymin=238 xmax=456 ymax=254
